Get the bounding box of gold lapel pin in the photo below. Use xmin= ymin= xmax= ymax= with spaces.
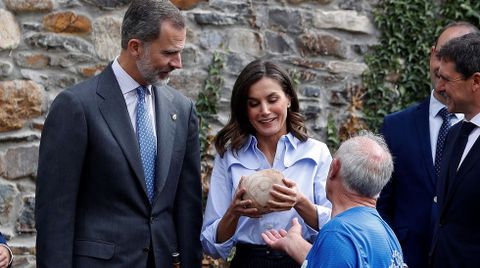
xmin=171 ymin=114 xmax=177 ymax=121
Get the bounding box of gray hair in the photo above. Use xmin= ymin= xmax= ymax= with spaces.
xmin=335 ymin=131 xmax=394 ymax=198
xmin=437 ymin=32 xmax=480 ymax=79
xmin=121 ymin=0 xmax=185 ymax=49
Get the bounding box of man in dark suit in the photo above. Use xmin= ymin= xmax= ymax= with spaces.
xmin=0 ymin=233 xmax=12 ymax=268
xmin=377 ymin=22 xmax=479 ymax=268
xmin=430 ymin=32 xmax=480 ymax=268
xmin=35 ymin=1 xmax=202 ymax=267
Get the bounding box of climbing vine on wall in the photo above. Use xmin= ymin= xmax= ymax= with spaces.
xmin=362 ymin=0 xmax=480 ymax=132
xmin=195 ymin=51 xmax=225 ymax=201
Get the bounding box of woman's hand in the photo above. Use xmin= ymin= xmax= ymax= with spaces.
xmin=216 ymin=177 xmax=261 ymax=243
xmin=268 ymin=178 xmax=302 ymax=212
xmin=227 ymin=177 xmax=261 ymax=218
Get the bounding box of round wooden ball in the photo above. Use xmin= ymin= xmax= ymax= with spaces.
xmin=242 ymin=169 xmax=285 ymax=214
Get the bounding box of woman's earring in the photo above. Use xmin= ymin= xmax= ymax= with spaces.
xmin=287 ymin=103 xmax=291 ymax=108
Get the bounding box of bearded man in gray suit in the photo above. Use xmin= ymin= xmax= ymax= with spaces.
xmin=35 ymin=0 xmax=202 ymax=267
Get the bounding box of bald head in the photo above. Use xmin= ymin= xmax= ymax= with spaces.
xmin=334 ymin=132 xmax=393 ymax=198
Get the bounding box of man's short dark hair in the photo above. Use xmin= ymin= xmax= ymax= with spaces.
xmin=121 ymin=0 xmax=185 ymax=49
xmin=437 ymin=32 xmax=480 ymax=78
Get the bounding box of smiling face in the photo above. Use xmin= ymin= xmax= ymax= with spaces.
xmin=136 ymin=20 xmax=185 ymax=85
xmin=436 ymin=59 xmax=474 ymax=118
xmin=247 ymin=77 xmax=291 ymax=142
xmin=430 ymin=26 xmax=476 ymax=104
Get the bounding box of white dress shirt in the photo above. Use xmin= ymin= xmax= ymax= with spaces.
xmin=459 ymin=113 xmax=480 ymax=168
xmin=111 ymin=57 xmax=157 ymax=137
xmin=429 ymin=90 xmax=463 ymax=163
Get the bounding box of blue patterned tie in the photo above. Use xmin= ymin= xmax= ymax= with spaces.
xmin=434 ymin=107 xmax=452 ymax=179
xmin=136 ymin=86 xmax=157 ymax=203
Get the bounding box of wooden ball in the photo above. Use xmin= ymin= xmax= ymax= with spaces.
xmin=242 ymin=169 xmax=285 ymax=214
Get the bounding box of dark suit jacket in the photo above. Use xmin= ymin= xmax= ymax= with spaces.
xmin=430 ymin=121 xmax=480 ymax=267
xmin=35 ymin=64 xmax=203 ymax=267
xmin=377 ymin=97 xmax=437 ymax=268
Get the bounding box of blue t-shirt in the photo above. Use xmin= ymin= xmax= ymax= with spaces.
xmin=304 ymin=206 xmax=404 ymax=268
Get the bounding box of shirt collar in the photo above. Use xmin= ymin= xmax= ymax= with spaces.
xmin=112 ymin=57 xmax=152 ymax=96
xmin=466 ymin=113 xmax=480 ymax=127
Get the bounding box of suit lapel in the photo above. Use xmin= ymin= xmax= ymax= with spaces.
xmin=152 ymin=85 xmax=177 ymax=200
xmin=445 ymin=134 xmax=480 ymax=204
xmin=414 ymin=98 xmax=435 ymax=186
xmin=96 ymin=65 xmax=148 ymax=198
xmin=438 ymin=124 xmax=460 ymax=218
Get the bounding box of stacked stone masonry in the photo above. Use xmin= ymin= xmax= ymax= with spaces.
xmin=0 ymin=0 xmax=378 ymax=266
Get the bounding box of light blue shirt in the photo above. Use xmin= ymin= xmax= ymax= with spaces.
xmin=201 ymin=133 xmax=332 ymax=259
xmin=111 ymin=57 xmax=156 ymax=137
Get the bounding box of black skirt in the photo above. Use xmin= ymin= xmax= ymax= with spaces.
xmin=229 ymin=243 xmax=301 ymax=268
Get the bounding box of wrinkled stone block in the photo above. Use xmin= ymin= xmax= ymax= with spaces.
xmin=25 ymin=32 xmax=96 ymax=55
xmin=168 ymin=70 xmax=205 ymax=100
xmin=0 ymin=60 xmax=14 ymax=77
xmin=1 ymin=145 xmax=39 ymax=180
xmin=16 ymin=195 xmax=35 ymax=233
xmin=4 ymin=0 xmax=53 ymax=12
xmin=49 ymin=52 xmax=96 ymax=67
xmin=287 ymin=0 xmax=333 ymax=4
xmin=80 ymin=0 xmax=129 ymax=9
xmin=78 ymin=64 xmax=106 ymax=77
xmin=313 ymin=10 xmax=375 ymax=34
xmin=227 ymin=29 xmax=263 ymax=57
xmin=302 ymin=86 xmax=322 ymax=97
xmin=21 ymin=69 xmax=77 ymax=91
xmin=327 ymin=60 xmax=368 ymax=75
xmin=11 ymin=254 xmax=36 ymax=268
xmin=92 ymin=16 xmax=121 ymax=61
xmin=265 ymin=31 xmax=295 ymax=54
xmin=298 ymin=32 xmax=347 ymax=58
xmin=0 ymin=9 xmax=21 ymax=50
xmin=171 ymin=0 xmax=203 ymax=10
xmin=303 ymin=105 xmax=322 ymax=119
xmin=198 ymin=30 xmax=224 ymax=50
xmin=0 ymin=80 xmax=42 ymax=132
xmin=43 ymin=11 xmax=92 ymax=34
xmin=193 ymin=11 xmax=238 ymax=26
xmin=268 ymin=8 xmax=303 ymax=33
xmin=15 ymin=52 xmax=50 ymax=69
xmin=0 ymin=182 xmax=17 ymax=225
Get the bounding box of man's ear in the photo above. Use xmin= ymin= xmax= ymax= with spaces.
xmin=472 ymin=72 xmax=480 ymax=92
xmin=127 ymin=39 xmax=142 ymax=58
xmin=430 ymin=46 xmax=436 ymax=57
xmin=327 ymin=158 xmax=340 ymax=181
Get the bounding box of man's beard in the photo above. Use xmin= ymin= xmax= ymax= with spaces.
xmin=136 ymin=48 xmax=169 ymax=87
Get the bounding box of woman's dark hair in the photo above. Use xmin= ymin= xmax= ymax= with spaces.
xmin=214 ymin=59 xmax=307 ymax=156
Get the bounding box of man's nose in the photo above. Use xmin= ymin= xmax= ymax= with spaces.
xmin=170 ymin=53 xmax=182 ymax=69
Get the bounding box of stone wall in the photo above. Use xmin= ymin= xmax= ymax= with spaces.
xmin=0 ymin=0 xmax=378 ymax=266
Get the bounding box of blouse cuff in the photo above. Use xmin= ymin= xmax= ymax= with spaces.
xmin=0 ymin=243 xmax=13 ymax=266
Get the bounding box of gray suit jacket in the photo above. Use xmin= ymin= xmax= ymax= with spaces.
xmin=36 ymin=64 xmax=202 ymax=267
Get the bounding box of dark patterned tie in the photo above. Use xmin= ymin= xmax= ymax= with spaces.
xmin=136 ymin=86 xmax=157 ymax=203
xmin=434 ymin=108 xmax=452 ymax=179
